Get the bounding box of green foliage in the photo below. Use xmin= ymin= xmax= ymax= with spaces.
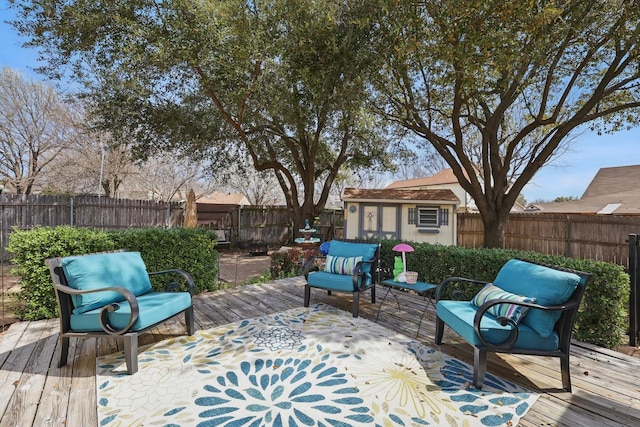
xmin=374 ymin=1 xmax=640 ymax=247
xmin=380 ymin=240 xmax=628 ymax=349
xmin=12 ymin=0 xmax=394 ymax=231
xmin=109 ymin=228 xmax=219 ymax=294
xmin=241 ymin=271 xmax=273 ymax=287
xmin=7 ymin=226 xmax=116 ymax=319
xmin=6 ymin=226 xmax=219 ymax=320
xmin=553 ymin=196 xmax=578 ymax=202
xmin=269 ymin=248 xmax=306 ymax=279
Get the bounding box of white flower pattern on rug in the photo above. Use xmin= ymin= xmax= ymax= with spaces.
xmin=253 ymin=326 xmax=305 ymax=351
xmin=97 ymin=304 xmax=538 ymax=426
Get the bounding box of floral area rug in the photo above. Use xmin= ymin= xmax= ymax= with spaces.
xmin=96 ymin=303 xmax=537 ymax=426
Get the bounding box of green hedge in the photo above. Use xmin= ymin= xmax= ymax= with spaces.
xmin=110 ymin=227 xmax=219 ymax=293
xmin=7 ymin=226 xmax=219 ymax=320
xmin=379 ymin=240 xmax=629 ymax=349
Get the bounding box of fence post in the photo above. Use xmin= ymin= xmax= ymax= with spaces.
xmin=238 ymin=205 xmax=242 ymax=241
xmin=630 ymin=233 xmax=639 ymax=347
xmin=70 ymin=196 xmax=74 ymax=226
xmin=565 ymin=215 xmax=572 ymax=257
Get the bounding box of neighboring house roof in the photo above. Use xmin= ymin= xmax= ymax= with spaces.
xmin=197 ymin=192 xmax=249 ymax=205
xmin=385 ymin=168 xmax=466 ymax=189
xmin=526 ymin=165 xmax=640 ymax=214
xmin=581 ymin=165 xmax=640 ymax=198
xmin=383 ymin=168 xmax=484 ymax=212
xmin=343 ymin=188 xmax=460 ymax=204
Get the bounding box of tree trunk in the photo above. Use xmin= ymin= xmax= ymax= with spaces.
xmin=481 ymin=211 xmax=507 ymax=248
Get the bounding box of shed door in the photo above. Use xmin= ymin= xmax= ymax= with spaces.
xmin=360 ymin=204 xmax=400 ymax=240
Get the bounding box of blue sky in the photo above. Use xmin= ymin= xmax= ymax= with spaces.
xmin=523 ymin=128 xmax=640 ymax=202
xmin=2 ymin=2 xmax=639 ymax=203
xmin=1 ymin=2 xmax=45 ymax=82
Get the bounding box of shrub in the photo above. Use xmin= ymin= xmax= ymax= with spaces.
xmin=270 ymin=248 xmax=307 ymax=279
xmin=7 ymin=226 xmax=115 ymax=320
xmin=110 ymin=227 xmax=219 ymax=294
xmin=7 ymin=226 xmax=219 ymax=320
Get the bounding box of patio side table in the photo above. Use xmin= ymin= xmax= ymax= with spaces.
xmin=376 ymin=279 xmax=437 ymax=336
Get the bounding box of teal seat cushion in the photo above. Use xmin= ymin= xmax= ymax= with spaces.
xmin=327 ymin=240 xmax=378 ymax=273
xmin=307 ymin=271 xmax=370 ymax=292
xmin=437 ymin=300 xmax=560 ymax=351
xmin=70 ymin=292 xmax=191 ymax=332
xmin=62 ymin=252 xmax=153 ymax=314
xmin=493 ymin=259 xmax=580 ymax=337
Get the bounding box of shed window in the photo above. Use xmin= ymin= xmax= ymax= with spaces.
xmin=410 ymin=206 xmax=449 ymax=227
xmin=417 ymin=206 xmax=439 ymax=227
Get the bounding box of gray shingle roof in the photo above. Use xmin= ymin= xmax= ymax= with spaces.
xmin=527 ymin=165 xmax=640 ymax=214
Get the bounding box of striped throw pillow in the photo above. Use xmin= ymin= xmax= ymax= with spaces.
xmin=471 ymin=283 xmax=536 ymax=324
xmin=325 ymin=255 xmax=362 ymax=275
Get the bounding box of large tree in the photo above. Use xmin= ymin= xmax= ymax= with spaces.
xmin=12 ymin=0 xmax=392 ymax=230
xmin=0 ymin=67 xmax=79 ymax=194
xmin=375 ymin=0 xmax=640 ymax=247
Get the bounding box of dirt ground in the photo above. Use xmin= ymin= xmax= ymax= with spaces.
xmin=0 ymin=267 xmax=20 ymax=330
xmin=218 ymin=250 xmax=272 ymax=284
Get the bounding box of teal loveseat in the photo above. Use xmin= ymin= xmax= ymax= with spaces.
xmin=46 ymin=250 xmax=195 ymax=374
xmin=435 ymin=258 xmax=592 ymax=392
xmin=304 ymin=239 xmax=380 ymax=317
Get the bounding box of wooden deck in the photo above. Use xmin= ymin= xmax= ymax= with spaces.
xmin=1 ymin=277 xmax=640 ymax=426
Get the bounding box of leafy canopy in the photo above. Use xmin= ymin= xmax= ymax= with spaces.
xmin=12 ymin=0 xmax=393 ymax=225
xmin=375 ymin=0 xmax=640 ymax=246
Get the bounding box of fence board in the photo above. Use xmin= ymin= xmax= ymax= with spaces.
xmin=458 ymin=212 xmax=640 ymax=267
xmin=235 ymin=206 xmax=344 ymax=243
xmin=0 ymin=194 xmax=178 ymax=260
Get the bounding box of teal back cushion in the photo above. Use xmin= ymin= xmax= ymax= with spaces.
xmin=327 ymin=240 xmax=378 ymax=273
xmin=61 ymin=251 xmax=153 ymax=314
xmin=493 ymin=259 xmax=580 ymax=337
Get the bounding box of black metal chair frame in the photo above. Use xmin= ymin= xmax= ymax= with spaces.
xmin=435 ymin=259 xmax=592 ymax=392
xmin=303 ymin=239 xmax=380 ymax=318
xmin=46 ymin=250 xmax=195 ymax=374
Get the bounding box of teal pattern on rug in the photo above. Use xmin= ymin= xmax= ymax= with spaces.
xmin=96 ymin=304 xmax=538 ymax=426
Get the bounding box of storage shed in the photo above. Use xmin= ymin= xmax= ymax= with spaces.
xmin=342 ymin=188 xmax=460 ymax=245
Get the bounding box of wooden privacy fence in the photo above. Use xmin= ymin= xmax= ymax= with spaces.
xmin=0 ymin=194 xmax=178 ymax=259
xmin=217 ymin=205 xmax=344 ymax=244
xmin=0 ymin=194 xmax=346 ymax=259
xmin=630 ymin=234 xmax=640 ymax=346
xmin=458 ymin=212 xmax=640 ymax=268
xmin=2 ymin=193 xmax=638 ymax=267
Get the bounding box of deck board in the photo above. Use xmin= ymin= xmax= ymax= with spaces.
xmin=1 ymin=277 xmax=640 ymax=426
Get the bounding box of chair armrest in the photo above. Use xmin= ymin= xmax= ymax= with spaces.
xmin=435 ymin=277 xmax=488 ymax=301
xmin=54 ymin=283 xmax=140 ymax=336
xmin=351 ymin=259 xmax=377 ymax=290
xmin=149 ymin=269 xmax=195 ymax=295
xmin=304 ymin=255 xmax=325 ymax=279
xmin=472 ymin=298 xmax=581 ymax=350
